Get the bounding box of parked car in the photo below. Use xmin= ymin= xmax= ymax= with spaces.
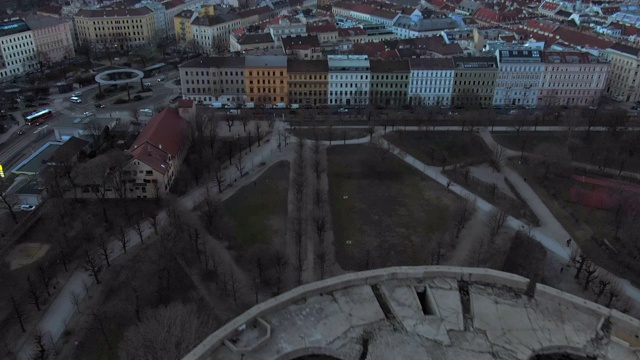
xmin=157 ymin=75 xmax=167 ymax=82
xmin=17 ymin=129 xmax=24 ymax=135
xmin=70 ymin=96 xmax=82 ymax=103
xmin=139 ymin=108 xmax=153 ymax=116
xmin=94 ymin=103 xmax=105 ymax=108
xmin=83 ymin=111 xmax=94 ymax=117
xmin=72 ymin=91 xmax=82 ymax=97
xmin=20 ymin=204 xmax=36 ymax=211
xmin=338 ymin=108 xmax=348 ymax=113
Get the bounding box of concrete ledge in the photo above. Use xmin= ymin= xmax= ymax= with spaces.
xmin=182 ymin=267 xmax=640 ymax=360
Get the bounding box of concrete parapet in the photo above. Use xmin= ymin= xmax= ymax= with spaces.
xmin=182 ymin=266 xmax=636 ymax=360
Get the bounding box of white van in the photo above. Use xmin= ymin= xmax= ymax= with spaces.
xmin=290 ymin=103 xmax=300 ymax=109
xmin=211 ymin=102 xmax=223 ymax=108
xmin=227 ymin=109 xmax=241 ymax=115
xmin=70 ymin=96 xmax=82 ymax=103
xmin=243 ymin=102 xmax=255 ymax=109
xmin=274 ymin=102 xmax=287 ymax=109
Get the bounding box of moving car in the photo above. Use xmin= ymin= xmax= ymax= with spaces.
xmin=139 ymin=108 xmax=153 ymax=116
xmin=72 ymin=91 xmax=82 ymax=97
xmin=94 ymin=103 xmax=105 ymax=108
xmin=338 ymin=108 xmax=348 ymax=113
xmin=157 ymin=75 xmax=167 ymax=82
xmin=17 ymin=129 xmax=24 ymax=135
xmin=83 ymin=111 xmax=94 ymax=117
xmin=20 ymin=204 xmax=36 ymax=211
xmin=70 ymin=96 xmax=82 ymax=103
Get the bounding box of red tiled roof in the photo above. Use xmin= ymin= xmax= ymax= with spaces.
xmin=539 ymin=1 xmax=560 ymax=12
xmin=600 ymin=6 xmax=620 ymax=15
xmin=130 ymin=108 xmax=188 ymax=175
xmin=429 ymin=0 xmax=447 ymax=8
xmin=378 ymin=50 xmax=399 ymax=59
xmin=306 ymin=20 xmax=337 ymax=33
xmin=163 ymin=0 xmax=184 ymax=10
xmin=37 ymin=5 xmax=62 ymax=15
xmin=525 ymin=18 xmax=558 ymax=33
xmin=440 ymin=4 xmax=457 ymax=12
xmin=351 ymin=41 xmax=386 ymax=57
xmin=178 ymin=99 xmax=193 ymax=108
xmin=75 ymin=7 xmax=152 ymax=17
xmin=338 ymin=27 xmax=366 ymax=37
xmin=552 ymin=27 xmax=614 ymax=49
xmin=623 ymin=25 xmax=640 ymax=37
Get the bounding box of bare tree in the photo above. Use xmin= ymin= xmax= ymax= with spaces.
xmin=130 ymin=108 xmax=141 ymax=124
xmin=572 ymin=251 xmax=588 ymax=280
xmin=314 ymin=210 xmax=328 ymax=243
xmin=273 ymin=250 xmax=288 ymax=295
xmin=225 ymin=117 xmax=234 ymax=133
xmin=371 ymin=137 xmax=391 ymax=161
xmin=254 ymin=121 xmax=264 ymax=147
xmin=214 ymin=163 xmax=226 ymax=193
xmin=605 ymin=278 xmax=624 ymax=308
xmin=486 ymin=209 xmax=508 ymax=240
xmin=592 ymin=272 xmax=614 ymax=303
xmin=26 ymin=276 xmax=42 ymax=311
xmin=491 ymin=143 xmax=506 ymax=171
xmin=582 ymin=261 xmax=599 ymax=291
xmin=0 ymin=176 xmax=19 ymax=224
xmin=117 ymin=226 xmax=130 ymax=254
xmin=97 ymin=236 xmax=113 ymax=267
xmin=37 ymin=266 xmax=52 ymax=297
xmin=235 ymin=158 xmax=245 ymax=178
xmin=316 ymin=247 xmax=329 ymax=280
xmin=228 ymin=269 xmax=243 ymax=305
xmin=10 ymin=295 xmax=27 ymax=333
xmin=240 ymin=116 xmax=249 ymax=133
xmin=118 ymin=302 xmax=217 ymax=360
xmin=134 ymin=220 xmax=145 ymax=244
xmin=83 ymin=249 xmax=102 ymax=284
xmin=30 ymin=332 xmax=51 ymax=360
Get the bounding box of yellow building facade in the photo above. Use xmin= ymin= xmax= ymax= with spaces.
xmin=245 ymin=55 xmax=288 ymax=105
xmin=74 ymin=8 xmax=156 ymax=49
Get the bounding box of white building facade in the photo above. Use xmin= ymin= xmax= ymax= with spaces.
xmin=540 ymin=51 xmax=609 ymax=107
xmin=0 ymin=19 xmax=37 ymax=78
xmin=327 ymin=55 xmax=370 ymax=106
xmin=493 ymin=48 xmax=544 ymax=107
xmin=23 ymin=14 xmax=75 ymax=63
xmin=179 ymin=56 xmax=246 ymax=105
xmin=408 ymin=58 xmax=455 ymax=106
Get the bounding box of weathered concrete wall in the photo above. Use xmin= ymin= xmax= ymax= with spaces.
xmin=182 ymin=266 xmax=640 ymax=360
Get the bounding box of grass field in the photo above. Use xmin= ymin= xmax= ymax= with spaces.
xmin=221 ymin=161 xmax=289 ymax=248
xmin=384 ymin=131 xmax=491 ymax=166
xmin=327 ymin=145 xmax=464 ymax=270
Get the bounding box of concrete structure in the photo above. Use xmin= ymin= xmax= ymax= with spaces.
xmin=74 ymin=8 xmax=157 ymax=50
xmin=287 ymin=59 xmax=328 ymax=107
xmin=12 ymin=142 xmax=62 ymax=175
xmin=369 ymin=59 xmax=410 ymax=107
xmin=268 ymin=18 xmax=306 ymax=46
xmin=605 ymin=43 xmax=640 ymax=103
xmin=53 ymin=116 xmax=119 ymax=142
xmin=183 ymin=266 xmax=640 ymax=360
xmin=0 ymin=18 xmax=37 ymax=78
xmin=327 ymin=55 xmax=370 ymax=106
xmin=540 ymin=52 xmax=609 ymax=107
xmin=452 ymin=56 xmax=498 ymax=108
xmin=23 ymin=14 xmax=75 ymax=63
xmin=408 ymin=58 xmax=455 ymax=107
xmin=493 ymin=48 xmax=544 ymax=107
xmin=127 ymin=108 xmax=189 ymax=197
xmin=179 ymin=56 xmax=246 ymax=105
xmin=244 ymin=55 xmax=288 ymax=105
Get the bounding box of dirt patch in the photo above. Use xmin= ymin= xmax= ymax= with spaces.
xmin=327 ymin=145 xmax=465 ymax=270
xmin=6 ymin=242 xmax=50 ymax=270
xmin=385 ymin=131 xmax=491 ymax=167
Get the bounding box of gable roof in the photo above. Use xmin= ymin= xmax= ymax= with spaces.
xmin=130 ymin=108 xmax=188 ymax=175
xmin=610 ymin=42 xmax=640 ymax=57
xmin=47 ymin=137 xmax=89 ymax=164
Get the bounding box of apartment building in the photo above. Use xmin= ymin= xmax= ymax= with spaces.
xmin=370 ymin=59 xmax=410 ymax=107
xmin=127 ymin=108 xmax=189 ymax=197
xmin=179 ymin=56 xmax=246 ymax=104
xmin=606 ymin=43 xmax=640 ymax=103
xmin=191 ymin=13 xmax=241 ymax=53
xmin=74 ymin=8 xmax=156 ymax=50
xmin=328 ymin=55 xmax=370 ymax=106
xmin=392 ymin=11 xmax=459 ymax=39
xmin=268 ymin=18 xmax=306 ymax=45
xmin=245 ymin=55 xmax=288 ymax=105
xmin=0 ymin=19 xmax=37 ymax=78
xmin=493 ymin=48 xmax=544 ymax=107
xmin=408 ymin=58 xmax=455 ymax=107
xmin=282 ymin=35 xmax=322 ymax=60
xmin=452 ymin=56 xmax=498 ymax=108
xmin=174 ymin=10 xmax=196 ymax=45
xmin=287 ymin=59 xmax=328 ymax=106
xmin=23 ymin=14 xmax=75 ymax=63
xmin=332 ymin=1 xmax=400 ymax=26
xmin=540 ymin=52 xmax=609 ymax=107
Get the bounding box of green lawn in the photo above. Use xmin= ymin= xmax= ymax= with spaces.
xmin=384 ymin=131 xmax=491 ymax=166
xmin=222 ymin=161 xmax=290 ymax=248
xmin=328 ymin=145 xmax=463 ymax=270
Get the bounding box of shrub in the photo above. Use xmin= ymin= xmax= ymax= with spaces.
xmin=133 ymin=95 xmax=143 ymax=101
xmin=113 ymin=98 xmax=128 ymax=104
xmin=94 ymin=92 xmax=106 ymax=100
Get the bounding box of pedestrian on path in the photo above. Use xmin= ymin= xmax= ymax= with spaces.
xmin=560 ymin=266 xmax=564 ymax=274
xmin=566 ymin=238 xmax=572 ymax=247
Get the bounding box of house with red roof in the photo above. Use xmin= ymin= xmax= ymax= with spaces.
xmin=127 ymin=108 xmax=189 ymax=197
